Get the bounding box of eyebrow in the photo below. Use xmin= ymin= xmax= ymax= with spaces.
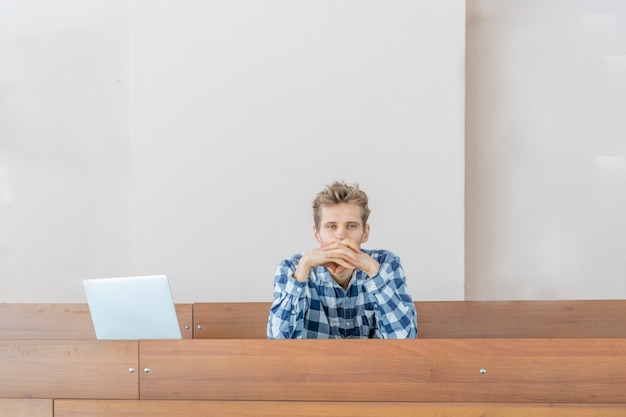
xmin=323 ymin=221 xmax=361 ymax=225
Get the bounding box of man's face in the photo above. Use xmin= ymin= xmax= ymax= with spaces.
xmin=313 ymin=203 xmax=370 ymax=245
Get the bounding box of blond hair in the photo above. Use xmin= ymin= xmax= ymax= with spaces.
xmin=312 ymin=181 xmax=370 ymax=230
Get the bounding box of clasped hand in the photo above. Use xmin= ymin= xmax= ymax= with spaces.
xmin=298 ymin=238 xmax=380 ymax=279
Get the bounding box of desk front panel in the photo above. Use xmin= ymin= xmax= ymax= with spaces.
xmin=138 ymin=339 xmax=626 ymax=403
xmin=0 ymin=399 xmax=51 ymax=417
xmin=0 ymin=340 xmax=138 ymax=399
xmin=53 ymin=400 xmax=626 ymax=417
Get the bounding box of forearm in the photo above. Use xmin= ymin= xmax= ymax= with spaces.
xmin=267 ymin=268 xmax=308 ymax=339
xmin=293 ymin=256 xmax=312 ymax=283
xmin=365 ymin=268 xmax=418 ymax=339
xmin=267 ymin=300 xmax=304 ymax=339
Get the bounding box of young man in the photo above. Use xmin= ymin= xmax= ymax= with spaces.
xmin=267 ymin=181 xmax=418 ymax=339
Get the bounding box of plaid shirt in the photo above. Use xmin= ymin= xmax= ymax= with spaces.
xmin=267 ymin=249 xmax=417 ymax=339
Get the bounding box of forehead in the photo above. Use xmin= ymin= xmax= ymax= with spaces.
xmin=320 ymin=203 xmax=362 ymax=223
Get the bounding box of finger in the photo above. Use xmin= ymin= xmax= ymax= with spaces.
xmin=324 ymin=248 xmax=356 ymax=264
xmin=322 ymin=241 xmax=358 ymax=257
xmin=320 ymin=239 xmax=342 ymax=249
xmin=307 ymin=248 xmax=340 ymax=268
xmin=326 ymin=256 xmax=356 ymax=271
xmin=340 ymin=238 xmax=362 ymax=253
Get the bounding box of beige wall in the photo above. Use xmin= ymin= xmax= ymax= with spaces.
xmin=466 ymin=0 xmax=626 ymax=299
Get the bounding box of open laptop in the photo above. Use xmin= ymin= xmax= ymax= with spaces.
xmin=83 ymin=274 xmax=182 ymax=340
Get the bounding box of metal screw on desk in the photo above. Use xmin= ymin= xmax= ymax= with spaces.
xmin=197 ymin=324 xmax=203 ymax=330
xmin=480 ymin=368 xmax=487 ymax=374
xmin=129 ymin=368 xmax=135 ymax=373
xmin=144 ymin=368 xmax=151 ymax=373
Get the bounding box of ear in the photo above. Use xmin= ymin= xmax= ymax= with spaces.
xmin=361 ymin=224 xmax=370 ymax=244
xmin=313 ymin=225 xmax=321 ymax=244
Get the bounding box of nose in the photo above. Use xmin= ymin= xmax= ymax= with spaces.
xmin=335 ymin=226 xmax=346 ymax=239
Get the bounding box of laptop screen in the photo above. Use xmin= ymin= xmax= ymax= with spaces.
xmin=83 ymin=274 xmax=182 ymax=340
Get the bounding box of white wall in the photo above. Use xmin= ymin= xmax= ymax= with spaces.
xmin=132 ymin=0 xmax=466 ymax=302
xmin=0 ymin=1 xmax=133 ymax=301
xmin=0 ymin=0 xmax=465 ymax=302
xmin=466 ymin=0 xmax=626 ymax=299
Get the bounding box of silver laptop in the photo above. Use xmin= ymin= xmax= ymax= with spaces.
xmin=84 ymin=274 xmax=182 ymax=340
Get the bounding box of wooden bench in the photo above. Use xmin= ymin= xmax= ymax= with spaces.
xmin=0 ymin=303 xmax=194 ymax=339
xmin=193 ymin=299 xmax=626 ymax=339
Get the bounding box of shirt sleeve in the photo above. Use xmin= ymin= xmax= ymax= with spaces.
xmin=267 ymin=256 xmax=308 ymax=339
xmin=364 ymin=252 xmax=418 ymax=339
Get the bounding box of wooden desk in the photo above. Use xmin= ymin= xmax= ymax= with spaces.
xmin=1 ymin=338 xmax=625 ymax=416
xmin=0 ymin=303 xmax=194 ymax=339
xmin=193 ymin=299 xmax=626 ymax=339
xmin=4 ymin=300 xmax=626 ymax=417
xmin=4 ymin=300 xmax=625 ymax=340
xmin=415 ymin=299 xmax=626 ymax=338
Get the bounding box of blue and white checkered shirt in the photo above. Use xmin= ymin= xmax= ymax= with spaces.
xmin=267 ymin=249 xmax=418 ymax=339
